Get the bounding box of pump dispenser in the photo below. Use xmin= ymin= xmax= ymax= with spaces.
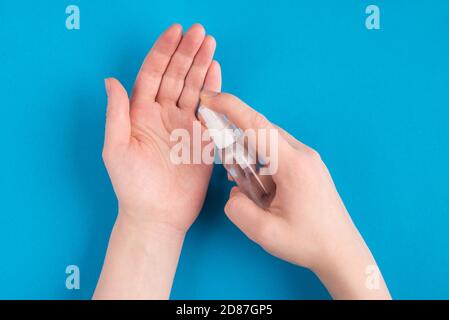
xmin=198 ymin=106 xmax=276 ymax=208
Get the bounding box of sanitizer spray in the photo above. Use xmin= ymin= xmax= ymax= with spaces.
xmin=198 ymin=106 xmax=276 ymax=208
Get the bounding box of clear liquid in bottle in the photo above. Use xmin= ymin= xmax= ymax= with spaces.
xmin=198 ymin=106 xmax=276 ymax=208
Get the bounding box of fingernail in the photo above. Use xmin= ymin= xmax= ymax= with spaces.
xmin=104 ymin=78 xmax=110 ymax=97
xmin=201 ymin=90 xmax=219 ymax=98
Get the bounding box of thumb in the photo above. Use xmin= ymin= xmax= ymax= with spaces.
xmin=225 ymin=187 xmax=279 ymax=246
xmin=104 ymin=78 xmax=131 ymax=151
xmin=200 ymin=91 xmax=264 ymax=132
xmin=200 ymin=91 xmax=294 ymax=180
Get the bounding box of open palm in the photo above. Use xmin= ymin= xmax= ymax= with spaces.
xmin=103 ymin=24 xmax=221 ymax=233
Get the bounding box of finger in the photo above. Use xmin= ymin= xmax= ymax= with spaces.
xmin=104 ymin=78 xmax=131 ymax=150
xmin=202 ymin=60 xmax=222 ymax=93
xmin=197 ymin=60 xmax=222 ymax=120
xmin=178 ymin=36 xmax=216 ymax=112
xmin=225 ymin=187 xmax=280 ymax=246
xmin=131 ymin=24 xmax=182 ymax=104
xmin=274 ymin=124 xmax=309 ymax=152
xmin=197 ymin=61 xmax=222 ymax=147
xmin=157 ymin=24 xmax=206 ymax=105
xmin=200 ymin=92 xmax=272 ymax=131
xmin=274 ymin=124 xmax=321 ymax=159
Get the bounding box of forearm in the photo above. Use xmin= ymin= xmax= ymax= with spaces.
xmin=93 ymin=211 xmax=185 ymax=300
xmin=313 ymin=221 xmax=391 ymax=300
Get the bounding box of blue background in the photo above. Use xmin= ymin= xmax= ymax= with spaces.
xmin=0 ymin=0 xmax=448 ymax=299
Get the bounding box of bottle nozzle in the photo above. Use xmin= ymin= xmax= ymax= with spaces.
xmin=198 ymin=106 xmax=236 ymax=149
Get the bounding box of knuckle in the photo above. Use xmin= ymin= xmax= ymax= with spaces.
xmin=224 ymin=197 xmax=236 ymax=215
xmin=166 ymin=60 xmax=190 ymax=80
xmin=251 ymin=112 xmax=269 ymax=129
xmin=306 ymin=147 xmax=321 ymax=161
xmin=102 ymin=146 xmax=113 ymax=164
xmin=254 ymin=219 xmax=275 ymax=246
xmin=101 ymin=148 xmax=108 ymax=162
xmin=220 ymin=92 xmax=237 ymax=104
xmin=184 ymin=70 xmax=203 ymax=90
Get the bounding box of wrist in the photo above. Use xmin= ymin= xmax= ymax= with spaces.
xmin=116 ymin=207 xmax=187 ymax=246
xmin=310 ymin=222 xmax=390 ymax=299
xmin=94 ymin=209 xmax=186 ymax=300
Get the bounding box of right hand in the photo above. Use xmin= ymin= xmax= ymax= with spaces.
xmin=200 ymin=91 xmax=391 ymax=299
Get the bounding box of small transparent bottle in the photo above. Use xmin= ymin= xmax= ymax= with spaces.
xmin=198 ymin=106 xmax=276 ymax=208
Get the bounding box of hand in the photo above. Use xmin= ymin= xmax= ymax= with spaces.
xmin=94 ymin=24 xmax=220 ymax=300
xmin=200 ymin=92 xmax=391 ymax=300
xmin=103 ymin=23 xmax=221 ymax=235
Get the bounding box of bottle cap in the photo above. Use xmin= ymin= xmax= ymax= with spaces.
xmin=198 ymin=105 xmax=237 ymax=149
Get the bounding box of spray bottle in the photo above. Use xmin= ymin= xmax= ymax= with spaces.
xmin=198 ymin=106 xmax=276 ymax=208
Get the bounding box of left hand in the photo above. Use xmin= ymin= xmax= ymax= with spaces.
xmin=103 ymin=23 xmax=221 ymax=236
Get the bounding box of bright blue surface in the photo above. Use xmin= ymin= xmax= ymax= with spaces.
xmin=0 ymin=0 xmax=448 ymax=299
